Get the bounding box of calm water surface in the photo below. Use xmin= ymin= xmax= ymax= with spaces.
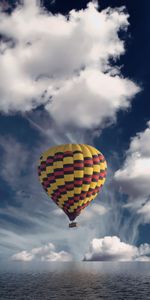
xmin=0 ymin=262 xmax=150 ymax=300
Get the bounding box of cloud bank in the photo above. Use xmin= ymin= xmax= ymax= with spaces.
xmin=83 ymin=236 xmax=150 ymax=261
xmin=11 ymin=242 xmax=73 ymax=262
xmin=114 ymin=121 xmax=150 ymax=223
xmin=0 ymin=0 xmax=139 ymax=130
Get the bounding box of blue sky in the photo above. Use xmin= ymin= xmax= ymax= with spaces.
xmin=0 ymin=0 xmax=150 ymax=263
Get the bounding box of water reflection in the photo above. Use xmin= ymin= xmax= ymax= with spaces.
xmin=0 ymin=262 xmax=150 ymax=299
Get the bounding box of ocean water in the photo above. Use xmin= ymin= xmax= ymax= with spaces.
xmin=0 ymin=262 xmax=150 ymax=300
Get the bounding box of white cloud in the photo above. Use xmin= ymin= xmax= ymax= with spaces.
xmin=83 ymin=236 xmax=150 ymax=261
xmin=47 ymin=69 xmax=139 ymax=129
xmin=0 ymin=1 xmax=139 ymax=129
xmin=11 ymin=242 xmax=73 ymax=262
xmin=41 ymin=251 xmax=72 ymax=262
xmin=12 ymin=250 xmax=34 ymax=262
xmin=134 ymin=256 xmax=150 ymax=262
xmin=53 ymin=208 xmax=64 ymax=216
xmin=114 ymin=121 xmax=150 ymax=223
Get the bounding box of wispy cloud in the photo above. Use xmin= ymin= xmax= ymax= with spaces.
xmin=0 ymin=134 xmax=98 ymax=260
xmin=0 ymin=135 xmax=142 ymax=259
xmin=50 ymin=0 xmax=56 ymax=5
xmin=79 ymin=203 xmax=109 ymax=222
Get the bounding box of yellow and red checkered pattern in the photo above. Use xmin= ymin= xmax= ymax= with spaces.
xmin=38 ymin=144 xmax=107 ymax=221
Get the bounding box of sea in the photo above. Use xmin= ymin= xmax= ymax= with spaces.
xmin=0 ymin=262 xmax=150 ymax=300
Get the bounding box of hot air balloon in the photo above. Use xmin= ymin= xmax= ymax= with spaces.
xmin=38 ymin=144 xmax=107 ymax=227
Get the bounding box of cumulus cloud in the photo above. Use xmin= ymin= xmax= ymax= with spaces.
xmin=0 ymin=0 xmax=139 ymax=130
xmin=83 ymin=236 xmax=150 ymax=261
xmin=47 ymin=69 xmax=139 ymax=129
xmin=114 ymin=121 xmax=150 ymax=223
xmin=11 ymin=242 xmax=73 ymax=262
xmin=12 ymin=250 xmax=34 ymax=262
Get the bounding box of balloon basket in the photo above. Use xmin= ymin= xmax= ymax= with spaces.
xmin=69 ymin=222 xmax=78 ymax=228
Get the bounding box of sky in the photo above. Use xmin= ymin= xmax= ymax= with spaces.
xmin=0 ymin=0 xmax=150 ymax=264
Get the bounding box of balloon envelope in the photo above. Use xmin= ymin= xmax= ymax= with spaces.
xmin=38 ymin=144 xmax=107 ymax=221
